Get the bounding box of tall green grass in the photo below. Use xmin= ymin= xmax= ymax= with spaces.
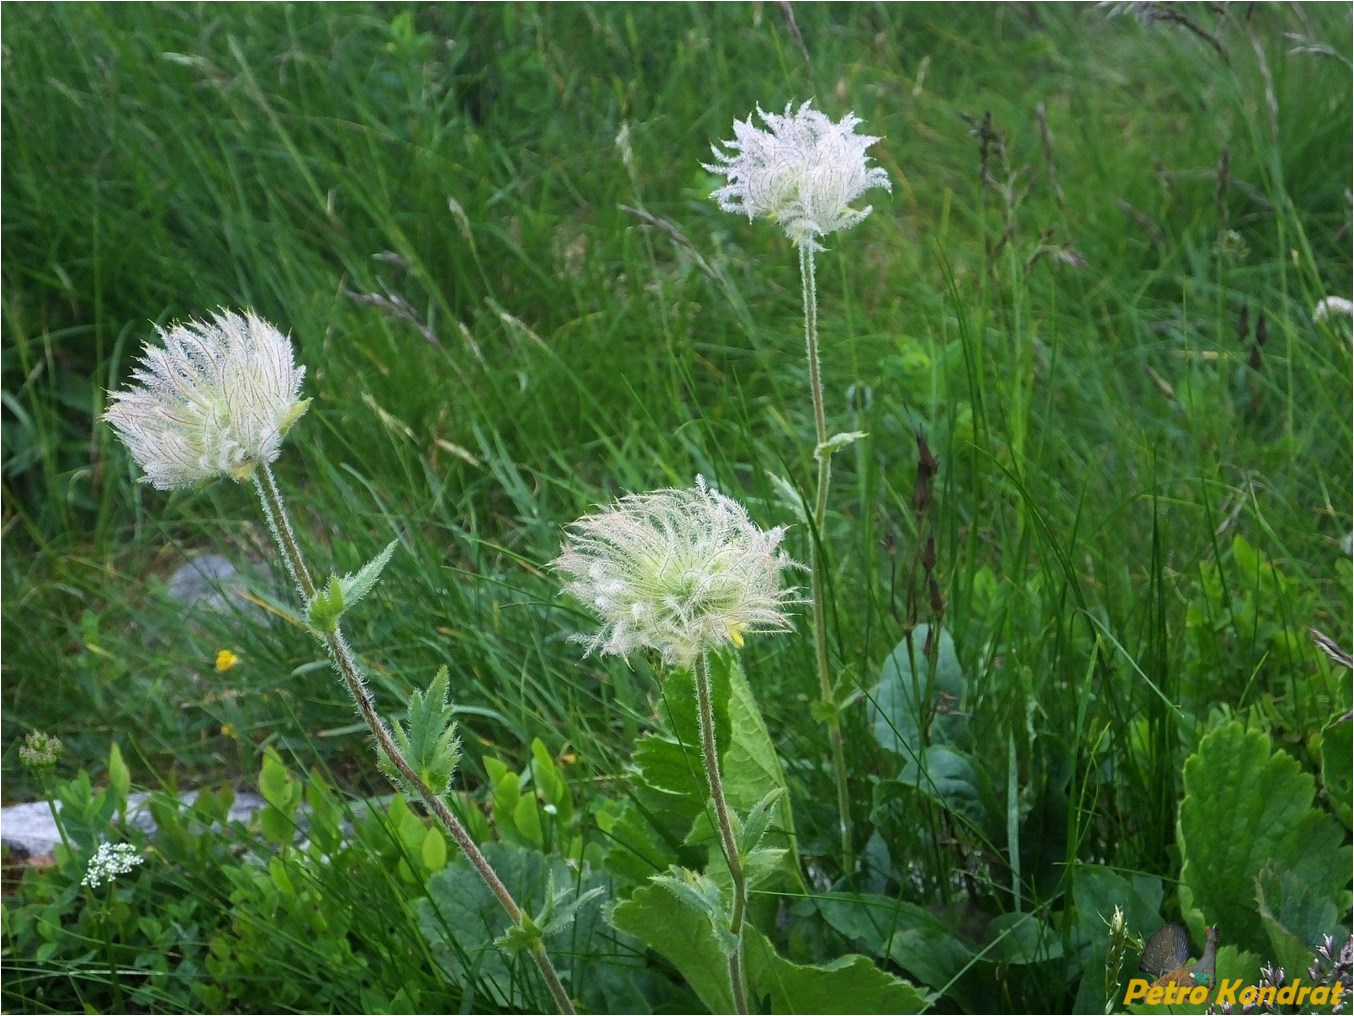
xmin=3 ymin=3 xmax=1349 ymax=1011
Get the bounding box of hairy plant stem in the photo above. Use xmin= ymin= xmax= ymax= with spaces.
xmin=253 ymin=465 xmax=576 ymax=1016
xmin=693 ymin=654 xmax=749 ymax=1015
xmin=799 ymin=242 xmax=854 ymax=876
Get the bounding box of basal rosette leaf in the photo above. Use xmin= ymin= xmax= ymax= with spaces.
xmin=1177 ymin=722 xmax=1351 ymax=959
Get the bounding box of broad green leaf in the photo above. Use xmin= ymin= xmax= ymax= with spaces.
xmin=1069 ymin=864 xmax=1165 ymax=1014
xmin=810 ymin=892 xmax=975 ymax=997
xmin=744 ymin=925 xmax=933 ymax=1013
xmin=608 ymin=878 xmax=734 ymax=1014
xmin=1178 ymin=722 xmax=1352 ymax=958
xmin=870 ymin=624 xmax=968 ymax=756
xmin=419 ymin=841 xmax=656 ymax=1013
xmin=984 ymin=911 xmax=1062 ymax=964
xmin=891 ymin=744 xmax=998 ymax=841
xmin=1255 ymin=863 xmax=1341 ymax=982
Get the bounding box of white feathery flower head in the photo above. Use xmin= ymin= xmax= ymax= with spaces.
xmin=82 ymin=842 xmax=145 ymax=889
xmin=105 ymin=310 xmax=309 ymax=490
xmin=553 ymin=477 xmax=800 ymax=667
xmin=705 ymin=99 xmax=891 ymax=251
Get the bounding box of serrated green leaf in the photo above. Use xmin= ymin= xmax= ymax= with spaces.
xmin=338 ymin=539 xmax=399 ymax=613
xmin=815 ymin=430 xmax=869 ymax=463
xmin=1255 ymin=863 xmax=1341 ymax=981
xmin=742 ymin=846 xmax=788 ymax=889
xmin=608 ymin=879 xmax=736 ymax=1014
xmin=379 ymin=667 xmax=461 ymax=797
xmin=744 ymin=925 xmax=933 ymax=1013
xmin=649 ymin=867 xmax=731 ymax=936
xmin=737 ymin=788 xmax=784 ymax=857
xmin=716 ymin=654 xmax=805 ymax=890
xmin=537 ymin=883 xmax=607 ymax=939
xmin=1178 ymin=722 xmax=1352 ymax=958
xmin=495 ymin=911 xmax=544 ymax=955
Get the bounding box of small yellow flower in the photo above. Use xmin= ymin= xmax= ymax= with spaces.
xmin=215 ymin=649 xmax=240 ymax=672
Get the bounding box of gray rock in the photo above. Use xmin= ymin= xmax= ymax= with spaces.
xmin=1 ymin=790 xmax=268 ymax=857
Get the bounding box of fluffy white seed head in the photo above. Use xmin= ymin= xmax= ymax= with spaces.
xmin=105 ymin=310 xmax=309 ymax=490
xmin=705 ymin=100 xmax=891 ymax=251
xmin=553 ymin=477 xmax=801 ymax=667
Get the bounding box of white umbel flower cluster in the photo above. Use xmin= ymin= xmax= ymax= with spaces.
xmin=82 ymin=842 xmax=145 ymax=889
xmin=105 ymin=310 xmax=309 ymax=490
xmin=553 ymin=478 xmax=800 ymax=667
xmin=706 ymin=100 xmax=891 ymax=251
xmin=1314 ymin=296 xmax=1353 ymax=322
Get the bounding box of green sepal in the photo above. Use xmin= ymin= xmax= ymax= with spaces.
xmin=815 ymin=430 xmax=868 ymax=463
xmin=495 ymin=910 xmax=545 ymax=955
xmin=378 ymin=667 xmax=462 ymax=798
xmin=307 ymin=576 xmax=345 ymax=632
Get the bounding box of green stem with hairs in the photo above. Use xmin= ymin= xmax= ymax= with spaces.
xmin=253 ymin=465 xmax=576 ymax=1016
xmin=693 ymin=653 xmax=749 ymax=1015
xmin=799 ymin=241 xmax=855 ymax=877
